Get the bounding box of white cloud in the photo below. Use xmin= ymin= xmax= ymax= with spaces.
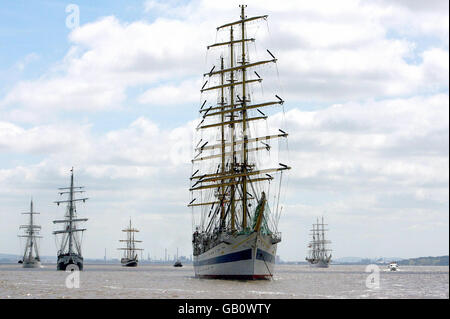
xmin=376 ymin=0 xmax=449 ymax=43
xmin=0 ymin=121 xmax=92 ymax=155
xmin=138 ymin=78 xmax=201 ymax=105
xmin=279 ymin=94 xmax=449 ymax=185
xmin=0 ymin=15 xmax=211 ymax=122
xmin=1 ymin=0 xmax=448 ymax=123
xmin=422 ymin=48 xmax=450 ymax=88
xmin=14 ymin=53 xmax=39 ymax=71
xmin=0 ymin=117 xmax=193 ymax=174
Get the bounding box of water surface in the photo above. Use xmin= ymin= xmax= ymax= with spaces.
xmin=0 ymin=264 xmax=447 ymax=299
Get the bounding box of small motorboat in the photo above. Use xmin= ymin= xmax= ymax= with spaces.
xmin=388 ymin=262 xmax=399 ymax=271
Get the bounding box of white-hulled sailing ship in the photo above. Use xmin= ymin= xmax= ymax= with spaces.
xmin=306 ymin=217 xmax=332 ymax=268
xmin=189 ymin=5 xmax=290 ymax=279
xmin=118 ymin=219 xmax=143 ymax=267
xmin=18 ymin=199 xmax=42 ymax=268
xmin=53 ymin=168 xmax=88 ymax=270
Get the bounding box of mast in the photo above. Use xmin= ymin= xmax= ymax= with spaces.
xmin=190 ymin=5 xmax=290 ymax=238
xmin=317 ymin=217 xmax=321 ymax=258
xmin=29 ymin=200 xmax=35 ymax=260
xmin=53 ymin=167 xmax=88 ymax=256
xmin=130 ymin=219 xmax=133 ymax=258
xmin=229 ymin=25 xmax=236 ymax=231
xmin=220 ymin=56 xmax=226 ymax=228
xmin=312 ymin=222 xmax=317 ymax=260
xmin=240 ymin=4 xmax=248 ymax=230
xmin=321 ymin=216 xmax=324 ymax=257
xmin=68 ymin=170 xmax=74 ymax=254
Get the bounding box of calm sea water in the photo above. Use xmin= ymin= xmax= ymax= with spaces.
xmin=0 ymin=264 xmax=448 ymax=299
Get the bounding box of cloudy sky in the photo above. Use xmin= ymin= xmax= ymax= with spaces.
xmin=0 ymin=0 xmax=448 ymax=261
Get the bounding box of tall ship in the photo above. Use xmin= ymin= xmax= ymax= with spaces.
xmin=118 ymin=219 xmax=143 ymax=267
xmin=174 ymin=248 xmax=183 ymax=267
xmin=189 ymin=5 xmax=290 ymax=279
xmin=306 ymin=217 xmax=332 ymax=268
xmin=18 ymin=199 xmax=42 ymax=268
xmin=53 ymin=168 xmax=88 ymax=271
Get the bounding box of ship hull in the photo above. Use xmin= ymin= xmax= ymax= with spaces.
xmin=307 ymin=259 xmax=330 ymax=268
xmin=193 ymin=232 xmax=277 ymax=280
xmin=22 ymin=260 xmax=41 ymax=268
xmin=121 ymin=258 xmax=138 ymax=267
xmin=56 ymin=254 xmax=83 ymax=271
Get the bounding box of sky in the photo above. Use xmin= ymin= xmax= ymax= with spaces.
xmin=0 ymin=0 xmax=448 ymax=261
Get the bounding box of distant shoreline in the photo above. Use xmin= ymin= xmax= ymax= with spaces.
xmin=1 ymin=262 xmax=448 ymax=267
xmin=1 ymin=255 xmax=448 ymax=266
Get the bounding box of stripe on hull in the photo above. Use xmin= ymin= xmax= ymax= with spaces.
xmin=194 ymin=248 xmax=253 ymax=266
xmin=309 ymin=262 xmax=329 ymax=268
xmin=256 ymin=248 xmax=275 ymax=263
xmin=194 ymin=248 xmax=274 ymax=266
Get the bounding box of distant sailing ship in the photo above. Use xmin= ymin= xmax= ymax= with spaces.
xmin=189 ymin=5 xmax=290 ymax=279
xmin=118 ymin=219 xmax=143 ymax=267
xmin=18 ymin=199 xmax=42 ymax=268
xmin=174 ymin=248 xmax=183 ymax=267
xmin=306 ymin=217 xmax=332 ymax=268
xmin=53 ymin=168 xmax=88 ymax=271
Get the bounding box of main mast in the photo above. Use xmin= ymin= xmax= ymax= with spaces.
xmin=220 ymin=55 xmax=226 ymax=228
xmin=229 ymin=24 xmax=236 ymax=231
xmin=240 ymin=4 xmax=248 ymax=230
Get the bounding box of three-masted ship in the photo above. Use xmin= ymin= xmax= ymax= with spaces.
xmin=53 ymin=168 xmax=88 ymax=270
xmin=18 ymin=199 xmax=42 ymax=268
xmin=306 ymin=217 xmax=332 ymax=268
xmin=189 ymin=5 xmax=290 ymax=279
xmin=118 ymin=219 xmax=143 ymax=267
